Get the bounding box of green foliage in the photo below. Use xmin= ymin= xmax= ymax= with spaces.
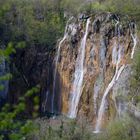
xmin=15 ymin=42 xmax=26 ymax=49
xmin=130 ymin=50 xmax=140 ymax=104
xmin=29 ymin=115 xmax=140 ymax=140
xmin=0 ymin=0 xmax=140 ymax=49
xmin=0 ymin=43 xmax=16 ymax=63
xmin=97 ymin=115 xmax=140 ymax=140
xmin=133 ymin=51 xmax=140 ymax=83
xmin=34 ymin=118 xmax=92 ymax=140
xmin=0 ymin=73 xmax=12 ymax=81
xmin=0 ymin=0 xmax=65 ymax=49
xmin=0 ymin=86 xmax=40 ymax=139
xmin=25 ymin=86 xmax=40 ymax=97
xmin=61 ymin=0 xmax=86 ymax=15
xmin=0 ymin=32 xmax=40 ymax=140
xmin=61 ymin=0 xmax=140 ymax=25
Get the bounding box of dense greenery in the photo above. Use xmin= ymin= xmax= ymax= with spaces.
xmin=60 ymin=0 xmax=140 ymax=22
xmin=61 ymin=0 xmax=140 ymax=28
xmin=0 ymin=0 xmax=140 ymax=49
xmin=130 ymin=50 xmax=140 ymax=106
xmin=0 ymin=87 xmax=39 ymax=140
xmin=29 ymin=114 xmax=140 ymax=140
xmin=0 ymin=0 xmax=66 ymax=49
xmin=99 ymin=115 xmax=140 ymax=140
xmin=0 ymin=41 xmax=39 ymax=139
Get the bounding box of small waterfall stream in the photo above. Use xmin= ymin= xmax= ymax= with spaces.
xmin=52 ymin=17 xmax=73 ymax=113
xmin=68 ymin=18 xmax=90 ymax=118
xmin=130 ymin=23 xmax=137 ymax=59
xmin=112 ymin=22 xmax=120 ymax=65
xmin=42 ymin=90 xmax=49 ymax=112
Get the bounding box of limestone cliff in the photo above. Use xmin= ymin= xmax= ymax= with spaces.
xmin=8 ymin=13 xmax=137 ymax=130
xmin=42 ymin=13 xmax=137 ymax=130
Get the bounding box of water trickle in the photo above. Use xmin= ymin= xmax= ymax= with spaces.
xmin=100 ymin=37 xmax=107 ymax=69
xmin=130 ymin=24 xmax=137 ymax=59
xmin=52 ymin=17 xmax=73 ymax=113
xmin=112 ymin=41 xmax=118 ymax=65
xmin=68 ymin=18 xmax=90 ymax=118
xmin=42 ymin=90 xmax=49 ymax=112
xmin=112 ymin=22 xmax=121 ymax=65
xmin=93 ymin=71 xmax=103 ymax=115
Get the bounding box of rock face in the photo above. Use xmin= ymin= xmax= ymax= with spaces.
xmin=43 ymin=13 xmax=136 ymax=129
xmin=9 ymin=45 xmax=55 ymax=115
xmin=8 ymin=13 xmax=137 ymax=128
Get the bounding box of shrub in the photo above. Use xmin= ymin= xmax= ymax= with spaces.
xmin=0 ymin=86 xmax=40 ymax=140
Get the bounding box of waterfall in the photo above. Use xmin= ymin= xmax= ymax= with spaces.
xmin=50 ymin=13 xmax=136 ymax=130
xmin=51 ymin=17 xmax=73 ymax=113
xmin=94 ymin=23 xmax=125 ymax=133
xmin=130 ymin=24 xmax=137 ymax=59
xmin=68 ymin=18 xmax=90 ymax=118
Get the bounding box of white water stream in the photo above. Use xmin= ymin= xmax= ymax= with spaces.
xmin=68 ymin=18 xmax=90 ymax=118
xmin=52 ymin=17 xmax=73 ymax=113
xmin=130 ymin=24 xmax=137 ymax=59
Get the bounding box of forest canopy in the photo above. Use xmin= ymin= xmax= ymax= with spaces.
xmin=0 ymin=0 xmax=140 ymax=50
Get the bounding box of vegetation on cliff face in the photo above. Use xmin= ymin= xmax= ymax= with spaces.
xmin=130 ymin=50 xmax=140 ymax=107
xmin=0 ymin=0 xmax=140 ymax=140
xmin=62 ymin=0 xmax=140 ymax=22
xmin=0 ymin=0 xmax=140 ymax=49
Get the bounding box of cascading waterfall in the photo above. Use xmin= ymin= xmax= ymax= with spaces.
xmin=48 ymin=13 xmax=137 ymax=131
xmin=94 ymin=23 xmax=125 ymax=133
xmin=51 ymin=17 xmax=73 ymax=113
xmin=68 ymin=18 xmax=90 ymax=118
